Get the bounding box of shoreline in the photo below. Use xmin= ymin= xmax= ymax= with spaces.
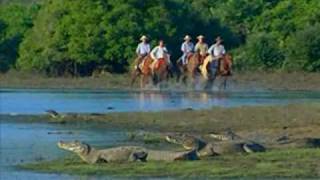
xmin=2 ymin=103 xmax=319 ymax=135
xmin=4 ymin=103 xmax=318 ymax=178
xmin=3 ymin=103 xmax=320 ymax=178
xmin=1 ymin=71 xmax=320 ymax=91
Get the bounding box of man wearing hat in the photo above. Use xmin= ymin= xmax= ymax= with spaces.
xmin=180 ymin=35 xmax=194 ymax=65
xmin=194 ymin=35 xmax=208 ymax=64
xmin=135 ymin=35 xmax=151 ymax=70
xmin=208 ymin=36 xmax=226 ymax=71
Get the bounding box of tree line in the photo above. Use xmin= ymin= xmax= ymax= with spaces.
xmin=0 ymin=0 xmax=319 ymax=76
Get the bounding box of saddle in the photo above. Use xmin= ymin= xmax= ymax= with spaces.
xmin=155 ymin=58 xmax=166 ymax=70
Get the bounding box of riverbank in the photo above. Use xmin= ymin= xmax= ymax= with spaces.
xmin=20 ymin=148 xmax=320 ymax=178
xmin=1 ymin=71 xmax=320 ymax=91
xmin=3 ymin=103 xmax=320 ymax=137
xmin=4 ymin=103 xmax=320 ymax=178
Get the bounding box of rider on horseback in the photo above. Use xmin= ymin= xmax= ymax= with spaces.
xmin=180 ymin=35 xmax=194 ymax=66
xmin=208 ymin=36 xmax=226 ymax=72
xmin=150 ymin=40 xmax=170 ymax=75
xmin=135 ymin=35 xmax=151 ymax=70
xmin=194 ymin=35 xmax=208 ymax=64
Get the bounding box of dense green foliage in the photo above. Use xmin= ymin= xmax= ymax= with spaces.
xmin=0 ymin=0 xmax=319 ymax=75
xmin=0 ymin=3 xmax=40 ymax=72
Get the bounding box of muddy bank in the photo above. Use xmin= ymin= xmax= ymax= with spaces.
xmin=1 ymin=71 xmax=320 ymax=91
xmin=3 ymin=103 xmax=320 ymax=137
xmin=4 ymin=103 xmax=320 ymax=178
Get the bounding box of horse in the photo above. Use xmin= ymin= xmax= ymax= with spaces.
xmin=200 ymin=53 xmax=233 ymax=90
xmin=131 ymin=54 xmax=170 ymax=88
xmin=177 ymin=52 xmax=211 ymax=88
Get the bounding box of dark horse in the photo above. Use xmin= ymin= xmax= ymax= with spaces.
xmin=131 ymin=55 xmax=170 ymax=88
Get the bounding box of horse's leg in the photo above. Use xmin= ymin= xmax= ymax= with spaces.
xmin=140 ymin=75 xmax=144 ymax=89
xmin=141 ymin=74 xmax=149 ymax=89
xmin=131 ymin=70 xmax=140 ymax=87
xmin=204 ymin=70 xmax=217 ymax=91
xmin=182 ymin=74 xmax=187 ymax=86
xmin=176 ymin=65 xmax=182 ymax=83
xmin=223 ymin=76 xmax=228 ymax=90
xmin=191 ymin=68 xmax=198 ymax=89
xmin=161 ymin=69 xmax=169 ymax=89
xmin=152 ymin=72 xmax=158 ymax=86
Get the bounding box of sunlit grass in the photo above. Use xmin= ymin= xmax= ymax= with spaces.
xmin=19 ymin=148 xmax=320 ymax=178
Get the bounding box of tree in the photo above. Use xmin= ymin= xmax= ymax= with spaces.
xmin=17 ymin=0 xmax=236 ymax=75
xmin=0 ymin=4 xmax=39 ymax=72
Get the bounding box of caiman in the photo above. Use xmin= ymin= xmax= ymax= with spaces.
xmin=57 ymin=140 xmax=198 ymax=164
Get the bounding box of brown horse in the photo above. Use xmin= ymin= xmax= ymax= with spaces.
xmin=131 ymin=55 xmax=169 ymax=88
xmin=176 ymin=53 xmax=203 ymax=87
xmin=201 ymin=53 xmax=233 ymax=90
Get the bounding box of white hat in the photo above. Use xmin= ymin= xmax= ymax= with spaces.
xmin=197 ymin=35 xmax=205 ymax=40
xmin=140 ymin=35 xmax=148 ymax=41
xmin=184 ymin=35 xmax=192 ymax=40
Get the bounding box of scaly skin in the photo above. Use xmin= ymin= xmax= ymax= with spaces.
xmin=57 ymin=140 xmax=198 ymax=164
xmin=165 ymin=132 xmax=266 ymax=158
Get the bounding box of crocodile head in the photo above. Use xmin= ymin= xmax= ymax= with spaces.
xmin=165 ymin=134 xmax=206 ymax=150
xmin=57 ymin=140 xmax=91 ymax=155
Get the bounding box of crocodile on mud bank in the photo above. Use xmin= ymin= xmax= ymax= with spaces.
xmin=165 ymin=131 xmax=266 ymax=158
xmin=57 ymin=141 xmax=198 ymax=164
xmin=164 ymin=130 xmax=320 ymax=158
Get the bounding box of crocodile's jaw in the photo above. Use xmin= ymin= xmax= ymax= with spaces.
xmin=57 ymin=141 xmax=87 ymax=154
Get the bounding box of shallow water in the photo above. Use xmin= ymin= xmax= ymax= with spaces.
xmin=1 ymin=88 xmax=320 ymax=179
xmin=1 ymin=89 xmax=319 ymax=115
xmin=0 ymin=120 xmax=127 ymax=179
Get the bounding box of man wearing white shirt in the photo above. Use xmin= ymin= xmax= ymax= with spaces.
xmin=208 ymin=36 xmax=226 ymax=58
xmin=135 ymin=35 xmax=151 ymax=70
xmin=208 ymin=36 xmax=226 ymax=71
xmin=180 ymin=35 xmax=194 ymax=65
xmin=150 ymin=40 xmax=170 ymax=74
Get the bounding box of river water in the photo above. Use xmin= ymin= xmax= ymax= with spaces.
xmin=0 ymin=120 xmax=130 ymax=180
xmin=0 ymin=88 xmax=319 ymax=179
xmin=1 ymin=89 xmax=319 ymax=114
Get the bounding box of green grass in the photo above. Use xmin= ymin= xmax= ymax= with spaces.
xmin=19 ymin=149 xmax=320 ymax=178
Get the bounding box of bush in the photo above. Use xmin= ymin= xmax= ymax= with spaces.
xmin=284 ymin=24 xmax=320 ymax=72
xmin=237 ymin=32 xmax=284 ymax=70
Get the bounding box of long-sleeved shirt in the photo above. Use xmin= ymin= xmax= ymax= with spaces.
xmin=194 ymin=42 xmax=208 ymax=56
xmin=181 ymin=42 xmax=194 ymax=53
xmin=208 ymin=44 xmax=226 ymax=57
xmin=136 ymin=42 xmax=150 ymax=55
xmin=150 ymin=46 xmax=168 ymax=60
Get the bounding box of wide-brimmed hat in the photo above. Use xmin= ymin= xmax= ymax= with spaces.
xmin=184 ymin=35 xmax=192 ymax=40
xmin=197 ymin=35 xmax=205 ymax=40
xmin=140 ymin=35 xmax=148 ymax=41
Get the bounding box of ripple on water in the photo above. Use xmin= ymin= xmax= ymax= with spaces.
xmin=1 ymin=89 xmax=319 ymax=115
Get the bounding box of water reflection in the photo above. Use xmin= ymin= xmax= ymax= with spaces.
xmin=1 ymin=89 xmax=319 ymax=114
